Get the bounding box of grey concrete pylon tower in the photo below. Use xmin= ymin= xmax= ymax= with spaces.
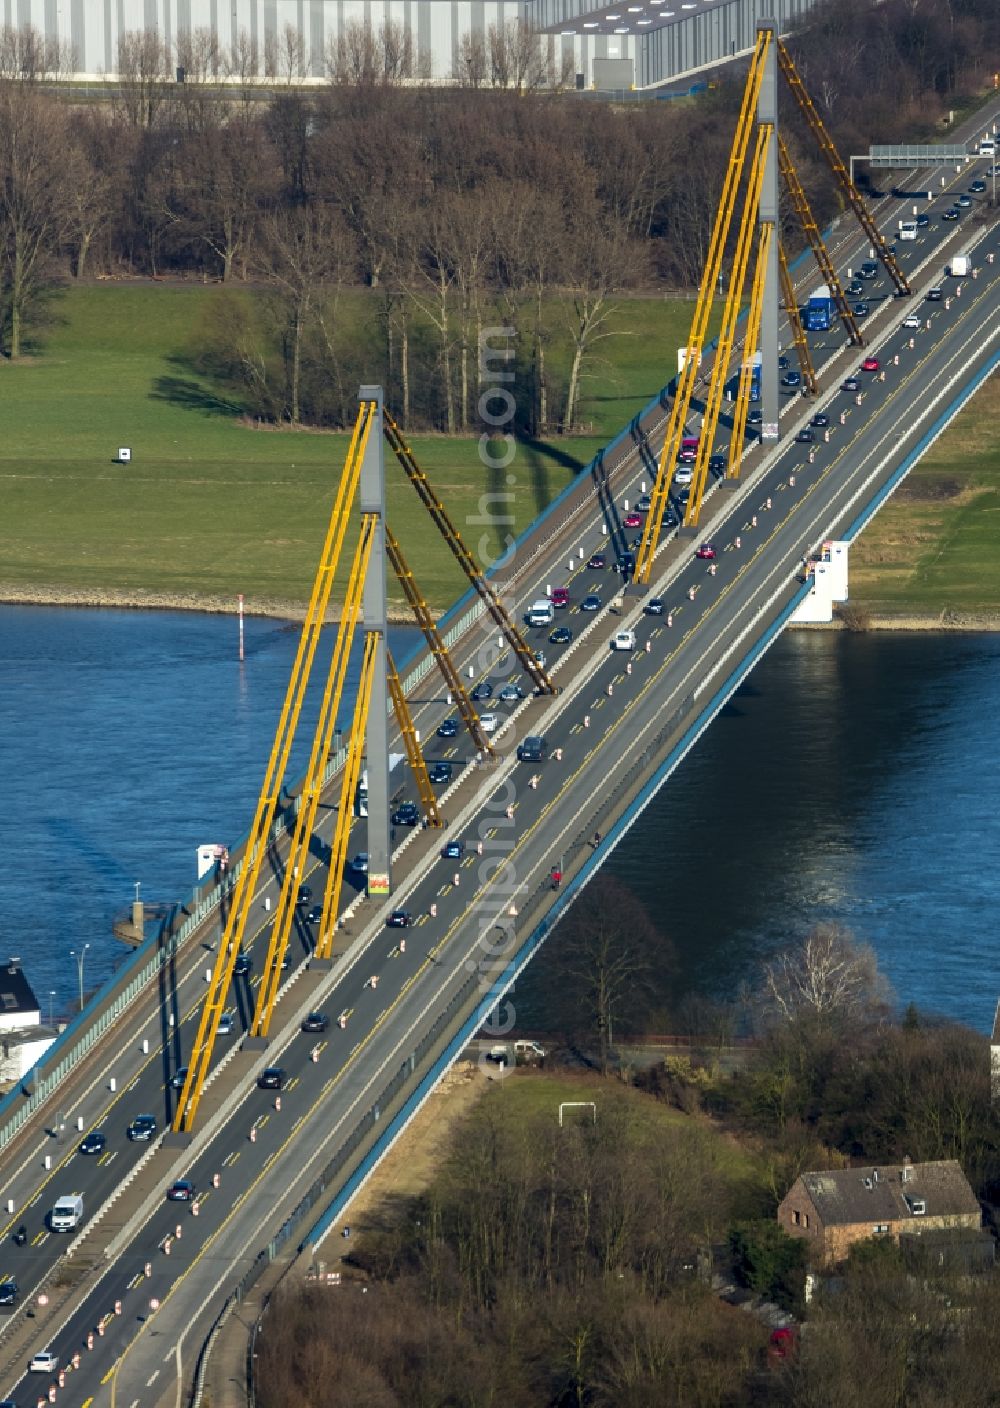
xmin=757 ymin=19 xmax=780 ymax=442
xmin=359 ymin=385 xmax=391 ymax=900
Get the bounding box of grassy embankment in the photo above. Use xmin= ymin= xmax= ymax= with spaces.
xmin=0 ymin=284 xmax=699 ymax=616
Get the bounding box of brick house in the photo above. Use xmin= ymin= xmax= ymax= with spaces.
xmin=778 ymin=1158 xmax=981 ymax=1265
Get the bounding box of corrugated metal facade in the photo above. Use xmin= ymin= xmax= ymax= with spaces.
xmin=18 ymin=0 xmax=815 ymax=84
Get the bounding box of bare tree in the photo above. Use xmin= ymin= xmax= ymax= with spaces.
xmin=455 ymin=31 xmax=487 ymax=88
xmin=0 ymin=87 xmax=69 ymax=356
xmin=487 ymin=20 xmax=548 ymax=92
xmin=115 ymin=30 xmax=172 ymax=129
xmin=176 ymin=113 xmax=273 ymax=280
xmin=0 ymin=24 xmax=73 ymax=82
xmin=278 ymin=23 xmax=308 ymax=84
xmin=760 ymin=924 xmax=891 ymax=1027
xmin=326 ymin=19 xmax=415 ymax=86
xmin=63 ymin=113 xmax=115 ymax=280
xmin=226 ymin=29 xmax=260 ymax=109
xmin=562 ymin=218 xmax=641 ymax=431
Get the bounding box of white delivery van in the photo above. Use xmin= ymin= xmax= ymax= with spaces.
xmin=949 ymin=254 xmax=971 ymax=277
xmin=50 ymin=1194 xmax=83 ymax=1232
xmin=526 ymin=599 xmax=555 ymax=627
xmin=978 ymin=138 xmax=996 ymax=158
xmin=898 ymin=220 xmax=917 ymax=241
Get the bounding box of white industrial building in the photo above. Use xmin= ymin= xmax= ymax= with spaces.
xmin=23 ymin=0 xmax=818 ymax=91
xmin=0 ymin=958 xmax=58 ymax=1087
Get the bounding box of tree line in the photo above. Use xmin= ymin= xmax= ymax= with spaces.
xmin=0 ymin=0 xmax=997 ymax=430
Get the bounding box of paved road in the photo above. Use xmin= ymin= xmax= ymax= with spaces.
xmin=2 ymin=120 xmax=999 ymax=1407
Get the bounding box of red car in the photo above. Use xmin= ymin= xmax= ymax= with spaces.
xmin=624 ymin=512 xmax=643 ymax=529
xmin=550 ymin=587 xmax=570 ymax=608
xmin=695 ymin=542 xmax=717 ymax=560
xmin=861 ymin=356 xmax=880 ymax=372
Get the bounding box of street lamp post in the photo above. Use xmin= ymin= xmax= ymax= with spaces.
xmin=69 ymin=944 xmax=90 ymax=1012
xmin=48 ymin=991 xmax=55 ymax=1027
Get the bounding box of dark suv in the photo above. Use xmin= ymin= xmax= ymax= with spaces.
xmin=391 ymin=801 xmax=420 ymax=826
xmin=127 ymin=1113 xmax=157 ymax=1142
xmin=517 ymin=736 xmax=547 ymax=763
xmin=257 ymin=1067 xmax=286 ymax=1090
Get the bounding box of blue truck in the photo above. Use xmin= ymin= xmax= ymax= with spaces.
xmin=802 ymin=285 xmax=834 ymax=332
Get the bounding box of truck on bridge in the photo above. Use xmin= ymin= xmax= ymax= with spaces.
xmin=802 ymin=285 xmax=834 ymax=331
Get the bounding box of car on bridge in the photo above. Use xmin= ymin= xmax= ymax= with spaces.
xmin=695 ymin=543 xmax=717 ymax=560
xmin=957 ymin=194 xmax=971 ymax=207
xmin=301 ymin=1011 xmax=329 ymax=1033
xmin=471 ymin=681 xmax=492 ymax=701
xmin=306 ymin=904 xmax=324 ymax=924
xmin=0 ymin=1279 xmax=17 ymax=1306
xmin=612 ymin=629 xmax=636 ymax=651
xmin=581 ymin=594 xmax=601 ymax=612
xmin=674 ymin=465 xmax=693 ymax=487
xmin=644 ymin=598 xmax=665 ymax=616
xmin=549 ymin=627 xmax=572 ymax=645
xmin=296 ymin=884 xmax=312 ymax=906
xmin=127 ymin=1113 xmax=157 ymax=1142
xmin=916 ymin=212 xmax=930 ymax=225
xmin=499 ymin=683 xmax=524 ymax=702
xmin=517 ymin=736 xmax=547 ymax=763
xmin=218 ymin=1012 xmax=235 ymax=1035
xmin=169 ymin=1067 xmax=188 ymax=1090
xmin=811 ymin=413 xmax=830 ymax=428
xmin=29 ymin=1352 xmax=58 ymax=1374
xmin=386 ymin=910 xmax=413 ymax=928
xmin=854 ymin=302 xmax=870 ymax=317
xmin=781 ymin=370 xmax=802 ymax=388
xmin=441 ymin=839 xmax=465 ymax=861
xmin=861 ymin=356 xmax=880 ymax=372
xmin=624 ymin=512 xmax=643 ymax=528
xmin=427 ymin=762 xmax=453 ymax=785
xmin=795 ymin=427 xmax=815 ymax=443
xmin=587 ymin=553 xmax=607 ymax=569
xmin=942 ymin=207 xmax=960 ymax=220
xmin=926 ymin=287 xmax=943 ymax=301
xmin=747 ymin=409 xmax=763 ymax=427
xmin=257 ymin=1067 xmax=286 ymax=1090
xmin=436 ymin=717 xmax=458 ymax=738
xmin=391 ymin=802 xmax=420 ymax=826
xmin=166 ymin=1180 xmax=196 ymax=1203
xmin=234 ymin=951 xmax=252 ymax=976
xmin=637 ymin=493 xmax=652 ymax=511
xmin=841 ymin=375 xmax=860 ymax=392
xmin=845 ymin=280 xmax=864 ymax=296
xmin=709 ymin=454 xmax=727 ymax=475
xmin=859 ymin=260 xmax=878 ymax=279
xmin=550 ymin=586 xmax=570 ymax=608
xmin=479 ymin=712 xmax=499 ymax=734
xmin=350 ymin=853 xmax=369 ymax=873
xmin=970 ymin=180 xmax=987 ymax=194
xmin=903 ymin=312 xmax=922 ymax=328
xmin=79 ymin=1129 xmax=106 ymax=1156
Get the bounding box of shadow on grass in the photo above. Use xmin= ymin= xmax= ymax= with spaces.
xmin=150 ymin=374 xmax=246 ymax=418
xmin=518 ymin=435 xmax=591 ymax=518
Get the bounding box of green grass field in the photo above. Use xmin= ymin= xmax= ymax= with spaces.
xmin=850 ymin=372 xmax=1000 ymax=616
xmin=0 ymin=284 xmax=698 ymax=613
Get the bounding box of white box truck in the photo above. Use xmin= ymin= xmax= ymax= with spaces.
xmin=50 ymin=1194 xmax=83 ymax=1231
xmin=948 ymin=254 xmax=971 ymax=277
xmin=898 ymin=220 xmax=918 ymax=241
xmin=526 ymin=599 xmax=554 ymax=627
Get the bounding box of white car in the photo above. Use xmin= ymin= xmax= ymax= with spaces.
xmin=673 ymin=465 xmax=694 ymax=488
xmin=612 ymin=630 xmax=636 ymax=651
xmin=902 ymin=313 xmax=921 ymax=329
xmin=30 ymin=1351 xmax=59 ymax=1373
xmin=478 ymin=712 xmax=499 ymax=734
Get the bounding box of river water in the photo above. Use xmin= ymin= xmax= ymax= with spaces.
xmin=2 ymin=607 xmax=998 ymax=1031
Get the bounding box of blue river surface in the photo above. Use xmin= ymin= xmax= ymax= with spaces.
xmin=1 ymin=606 xmax=999 ymax=1032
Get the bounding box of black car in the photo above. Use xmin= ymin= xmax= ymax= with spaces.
xmin=127 ymin=1113 xmax=157 ymax=1142
xmin=644 ymin=598 xmax=665 ymax=616
xmin=811 ymin=413 xmax=830 ymax=428
xmin=970 ymin=180 xmax=986 ymax=194
xmin=387 ymin=910 xmax=413 ymax=928
xmin=859 ymin=260 xmax=878 ymax=279
xmin=587 ymin=553 xmax=607 ymax=570
xmin=747 ymin=409 xmax=763 ymax=427
xmin=301 ymin=1011 xmax=329 ymax=1033
xmin=441 ymin=839 xmax=465 ymax=860
xmin=637 ymin=494 xmax=652 ymax=511
xmin=169 ymin=1067 xmax=188 ymax=1091
xmin=306 ymin=904 xmax=324 ymax=924
xmin=781 ymin=370 xmax=801 ymax=388
xmin=471 ymin=681 xmax=492 ymax=702
xmin=499 ymin=683 xmax=524 ymax=703
xmin=391 ymin=802 xmax=420 ymax=826
xmin=549 ymin=626 xmax=572 ymax=645
xmin=581 ymin=594 xmax=601 ymax=612
xmin=845 ymin=280 xmax=864 ymax=296
xmin=841 ymin=376 xmax=860 ymax=392
xmin=942 ymin=207 xmax=959 ymax=221
xmin=436 ymin=717 xmax=458 ymax=738
xmin=166 ymin=1180 xmax=196 ymax=1203
xmin=916 ymin=213 xmax=930 ymax=226
xmin=517 ymin=735 xmax=547 ymax=763
xmin=234 ymin=951 xmax=252 ymax=977
xmin=709 ymin=454 xmax=727 ymax=474
xmin=926 ymin=287 xmax=943 ymax=302
xmin=79 ymin=1129 xmax=106 ymax=1155
xmin=777 ymin=354 xmax=790 ymax=369
xmin=427 ymin=762 xmax=453 ymax=785
xmin=0 ymin=1279 xmax=17 ymax=1306
xmin=296 ymin=884 xmax=312 ymax=906
xmin=795 ymin=427 xmax=815 ymax=443
xmin=257 ymin=1067 xmax=286 ymax=1090
xmin=853 ymin=302 xmax=870 ymax=317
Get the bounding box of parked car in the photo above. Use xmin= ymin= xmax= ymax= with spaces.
xmin=257 ymin=1067 xmax=286 ymax=1090
xmin=127 ymin=1113 xmax=157 ymax=1142
xmin=166 ymin=1180 xmax=196 ymax=1203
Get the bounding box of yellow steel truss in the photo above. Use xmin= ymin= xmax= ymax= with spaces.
xmin=777 ymin=240 xmax=818 ymax=396
xmin=635 ymin=26 xmax=771 ymax=582
xmin=384 ymin=525 xmax=494 ymax=758
xmin=173 ymin=402 xmax=376 ymax=1132
xmin=776 ymin=133 xmax=863 ymax=347
xmin=383 ymin=412 xmax=555 ymax=695
xmin=777 ymin=40 xmax=910 ymax=296
xmin=249 ymin=516 xmax=376 ymax=1039
xmin=387 ymin=650 xmax=442 ymax=827
xmin=727 ymin=221 xmax=773 ymax=479
xmin=685 ymin=123 xmax=772 ymax=528
xmin=313 ymin=633 xmax=379 ymax=963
